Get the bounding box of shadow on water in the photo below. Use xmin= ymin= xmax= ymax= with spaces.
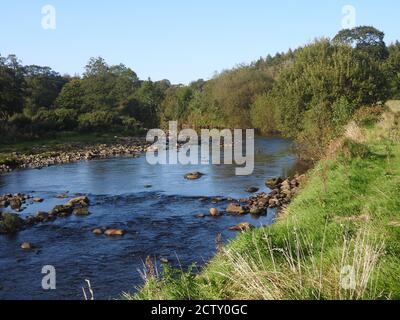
xmin=0 ymin=137 xmax=306 ymax=299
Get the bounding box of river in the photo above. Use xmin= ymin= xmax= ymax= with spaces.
xmin=0 ymin=137 xmax=303 ymax=300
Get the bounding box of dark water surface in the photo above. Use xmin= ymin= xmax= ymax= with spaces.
xmin=0 ymin=137 xmax=302 ymax=300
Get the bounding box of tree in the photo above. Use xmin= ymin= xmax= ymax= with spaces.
xmin=23 ymin=65 xmax=68 ymax=115
xmin=55 ymin=78 xmax=85 ymax=110
xmin=160 ymin=86 xmax=193 ymax=127
xmin=250 ymin=93 xmax=279 ymax=134
xmin=385 ymin=42 xmax=400 ymax=99
xmin=0 ymin=55 xmax=25 ymax=120
xmin=81 ymin=57 xmax=140 ymax=112
xmin=270 ymin=39 xmax=388 ymax=152
xmin=333 ymin=26 xmax=389 ymax=59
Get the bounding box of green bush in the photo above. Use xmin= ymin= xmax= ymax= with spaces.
xmin=8 ymin=113 xmax=32 ymax=129
xmin=78 ymin=111 xmax=120 ymax=132
xmin=121 ymin=116 xmax=142 ymax=134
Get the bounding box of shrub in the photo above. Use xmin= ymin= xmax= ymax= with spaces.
xmin=78 ymin=111 xmax=120 ymax=132
xmin=121 ymin=116 xmax=142 ymax=134
xmin=8 ymin=113 xmax=32 ymax=129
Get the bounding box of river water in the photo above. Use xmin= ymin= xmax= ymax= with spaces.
xmin=0 ymin=137 xmax=302 ymax=300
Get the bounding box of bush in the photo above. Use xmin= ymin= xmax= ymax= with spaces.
xmin=78 ymin=111 xmax=120 ymax=132
xmin=31 ymin=108 xmax=78 ymax=132
xmin=250 ymin=93 xmax=279 ymax=134
xmin=8 ymin=113 xmax=32 ymax=129
xmin=121 ymin=116 xmax=142 ymax=134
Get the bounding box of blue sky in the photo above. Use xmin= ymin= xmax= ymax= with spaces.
xmin=0 ymin=0 xmax=399 ymax=84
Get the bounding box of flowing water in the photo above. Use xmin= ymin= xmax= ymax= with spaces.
xmin=0 ymin=137 xmax=304 ymax=300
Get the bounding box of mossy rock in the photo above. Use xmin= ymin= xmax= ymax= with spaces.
xmin=0 ymin=213 xmax=24 ymax=234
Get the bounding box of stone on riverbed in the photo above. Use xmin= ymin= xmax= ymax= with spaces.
xmin=21 ymin=242 xmax=34 ymax=250
xmin=33 ymin=198 xmax=44 ymax=203
xmin=229 ymin=222 xmax=254 ymax=232
xmin=209 ymin=208 xmax=220 ymax=217
xmin=104 ymin=229 xmax=125 ymax=237
xmin=36 ymin=212 xmax=49 ymax=222
xmin=73 ymin=207 xmax=89 ymax=216
xmin=0 ymin=213 xmax=24 ymax=234
xmin=184 ymin=172 xmax=205 ymax=180
xmin=265 ymin=177 xmax=283 ymax=189
xmin=92 ymin=228 xmax=104 ymax=235
xmin=68 ymin=196 xmax=90 ymax=207
xmin=245 ymin=187 xmax=259 ymax=193
xmin=10 ymin=198 xmax=22 ymax=210
xmin=226 ymin=203 xmax=247 ymax=215
xmin=50 ymin=204 xmax=73 ymax=216
xmin=250 ymin=206 xmax=265 ymax=215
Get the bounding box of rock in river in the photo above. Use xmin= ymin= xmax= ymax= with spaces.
xmin=229 ymin=222 xmax=254 ymax=232
xmin=92 ymin=228 xmax=104 ymax=235
xmin=68 ymin=196 xmax=90 ymax=207
xmin=184 ymin=172 xmax=204 ymax=180
xmin=73 ymin=207 xmax=89 ymax=216
xmin=21 ymin=242 xmax=34 ymax=250
xmin=265 ymin=177 xmax=283 ymax=189
xmin=209 ymin=208 xmax=220 ymax=217
xmin=246 ymin=187 xmax=259 ymax=193
xmin=226 ymin=203 xmax=247 ymax=215
xmin=105 ymin=229 xmax=125 ymax=237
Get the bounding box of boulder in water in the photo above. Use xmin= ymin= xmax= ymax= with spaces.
xmin=229 ymin=222 xmax=254 ymax=232
xmin=184 ymin=172 xmax=204 ymax=180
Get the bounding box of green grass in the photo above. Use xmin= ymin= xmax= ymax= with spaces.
xmin=127 ymin=106 xmax=400 ymax=300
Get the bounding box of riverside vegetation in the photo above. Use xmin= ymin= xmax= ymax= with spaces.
xmin=1 ymin=26 xmax=400 ymax=300
xmin=128 ymin=102 xmax=400 ymax=300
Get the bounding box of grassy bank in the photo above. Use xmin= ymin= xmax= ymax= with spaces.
xmin=129 ymin=104 xmax=400 ymax=300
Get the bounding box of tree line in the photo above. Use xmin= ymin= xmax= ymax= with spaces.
xmin=1 ymin=26 xmax=399 ymax=158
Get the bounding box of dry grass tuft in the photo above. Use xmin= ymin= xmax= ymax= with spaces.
xmin=214 ymin=226 xmax=384 ymax=300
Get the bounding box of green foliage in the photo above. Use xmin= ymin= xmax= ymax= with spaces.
xmin=0 ymin=26 xmax=396 ymax=155
xmin=250 ymin=93 xmax=279 ymax=134
xmin=160 ymin=86 xmax=193 ymax=127
xmin=55 ymin=79 xmax=84 ymax=110
xmin=32 ymin=108 xmax=78 ymax=132
xmin=23 ymin=65 xmax=68 ymax=115
xmin=0 ymin=55 xmax=25 ymax=120
xmin=384 ymin=42 xmax=400 ymax=99
xmin=333 ymin=26 xmax=389 ymax=59
xmin=78 ymin=111 xmax=119 ymax=132
xmin=269 ymin=38 xmax=388 ymax=156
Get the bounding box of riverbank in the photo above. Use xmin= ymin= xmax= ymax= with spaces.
xmin=129 ymin=105 xmax=400 ymax=300
xmin=0 ymin=132 xmax=148 ymax=173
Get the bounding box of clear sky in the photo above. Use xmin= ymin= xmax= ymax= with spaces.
xmin=0 ymin=0 xmax=399 ymax=84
